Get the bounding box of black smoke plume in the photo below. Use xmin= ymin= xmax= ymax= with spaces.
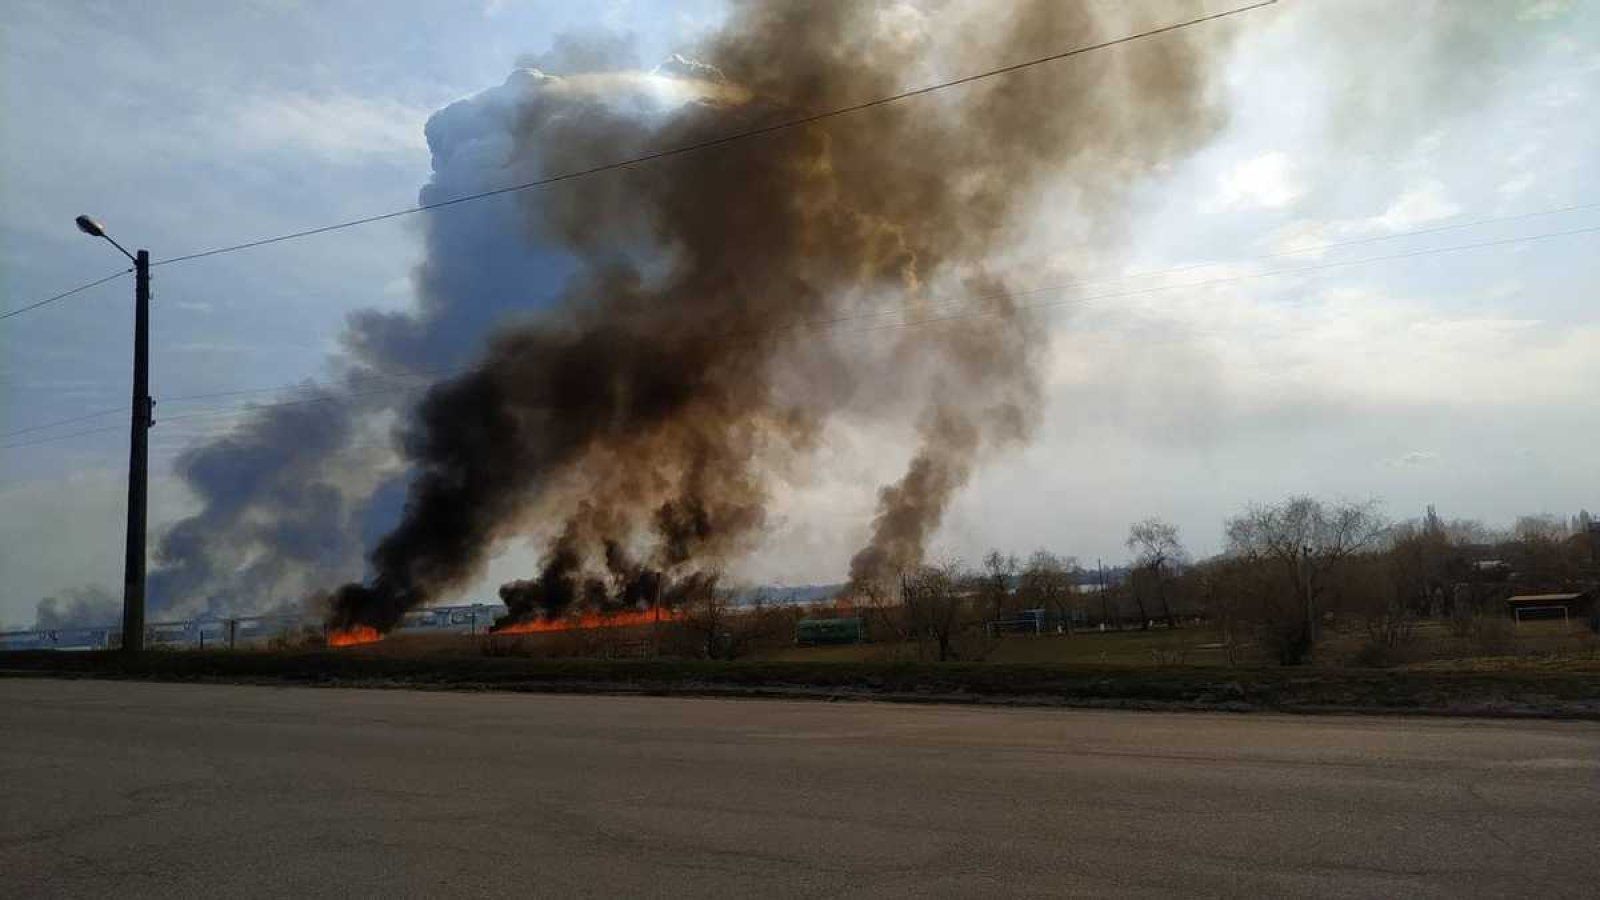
xmin=328 ymin=1 xmax=1235 ymax=631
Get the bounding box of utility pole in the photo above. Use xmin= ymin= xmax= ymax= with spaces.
xmin=651 ymin=575 xmax=663 ymax=658
xmin=1299 ymin=544 xmax=1316 ymax=646
xmin=122 ymin=250 xmax=151 ymax=653
xmin=76 ymin=216 xmax=151 ymax=654
xmin=1097 ymin=559 xmax=1110 ymax=630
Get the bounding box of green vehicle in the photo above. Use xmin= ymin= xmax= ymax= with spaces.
xmin=796 ymin=616 xmax=868 ymax=646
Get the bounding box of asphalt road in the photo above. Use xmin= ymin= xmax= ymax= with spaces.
xmin=2 ymin=680 xmax=1597 ymax=898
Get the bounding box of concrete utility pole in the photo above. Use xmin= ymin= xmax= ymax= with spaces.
xmin=1300 ymin=544 xmax=1316 ymax=645
xmin=76 ymin=216 xmax=151 ymax=653
xmin=123 ymin=250 xmax=151 ymax=653
xmin=1097 ymin=559 xmax=1111 ymax=630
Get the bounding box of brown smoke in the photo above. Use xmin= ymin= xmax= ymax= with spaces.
xmin=329 ymin=0 xmax=1233 ymax=631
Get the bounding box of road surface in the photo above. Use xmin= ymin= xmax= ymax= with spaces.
xmin=2 ymin=679 xmax=1596 ymax=897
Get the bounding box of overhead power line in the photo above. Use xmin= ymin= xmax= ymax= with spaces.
xmin=9 ymin=193 xmax=1594 ymax=441
xmin=0 ymin=269 xmax=131 ymax=321
xmin=0 ymin=423 xmax=125 ymax=452
xmin=155 ymin=368 xmax=440 ymax=409
xmin=1 ymin=385 xmax=431 ymax=448
xmin=6 ymin=216 xmax=1594 ymax=455
xmin=0 ymin=1 xmax=1276 ymax=326
xmin=0 ymin=406 xmax=130 ymax=440
xmin=835 ymin=221 xmax=1600 ymax=337
xmin=752 ymin=212 xmax=1600 ymax=341
xmin=0 ymin=369 xmax=440 ymax=441
xmin=153 ymin=384 xmax=430 ymax=426
xmin=148 ymin=1 xmax=1276 ymax=268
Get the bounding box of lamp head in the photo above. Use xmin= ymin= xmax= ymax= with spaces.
xmin=75 ymin=215 xmax=106 ymax=238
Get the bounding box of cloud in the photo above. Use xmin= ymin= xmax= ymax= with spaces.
xmin=1261 ymin=180 xmax=1462 ymax=256
xmin=1045 ymin=270 xmax=1600 ymax=435
xmin=1519 ymin=0 xmax=1575 ymax=22
xmin=224 ymin=92 xmax=432 ymax=162
xmin=1497 ymin=171 xmax=1536 ymax=198
xmin=1372 ymin=181 xmax=1461 ymax=230
xmin=1386 ymin=450 xmax=1441 ymax=468
xmin=1212 ymin=151 xmax=1302 ymax=211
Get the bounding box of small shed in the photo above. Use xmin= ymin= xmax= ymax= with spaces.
xmin=1505 ymin=591 xmax=1595 ymax=624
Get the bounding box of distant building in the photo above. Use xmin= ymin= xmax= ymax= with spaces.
xmin=1470 ymin=559 xmax=1511 ymax=580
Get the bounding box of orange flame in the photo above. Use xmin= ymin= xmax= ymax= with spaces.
xmin=328 ymin=624 xmax=383 ymax=647
xmin=495 ymin=607 xmax=682 ymax=635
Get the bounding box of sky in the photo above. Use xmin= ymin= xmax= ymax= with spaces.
xmin=2 ymin=0 xmax=1598 ymax=627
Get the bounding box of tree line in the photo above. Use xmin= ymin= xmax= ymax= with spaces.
xmin=847 ymin=498 xmax=1600 ymax=664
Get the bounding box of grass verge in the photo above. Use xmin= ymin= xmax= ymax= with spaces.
xmin=3 ymin=650 xmax=1598 ymax=719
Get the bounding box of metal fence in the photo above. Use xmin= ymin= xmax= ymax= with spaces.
xmin=984 ymin=608 xmax=1097 ymax=637
xmin=0 ymin=603 xmax=509 ymax=652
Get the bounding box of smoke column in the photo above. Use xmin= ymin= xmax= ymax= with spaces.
xmin=100 ymin=1 xmax=1574 ymax=633
xmin=328 ymin=1 xmax=1236 ymax=631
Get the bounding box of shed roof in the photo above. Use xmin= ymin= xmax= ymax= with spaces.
xmin=1505 ymin=593 xmax=1588 ymax=604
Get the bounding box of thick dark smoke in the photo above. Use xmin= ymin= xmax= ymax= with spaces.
xmin=847 ymin=408 xmax=979 ymax=586
xmin=328 ymin=1 xmax=1235 ymax=631
xmin=493 ymin=526 xmax=712 ymax=626
xmin=94 ymin=1 xmax=1573 ymax=632
xmin=148 ymin=389 xmax=378 ymax=618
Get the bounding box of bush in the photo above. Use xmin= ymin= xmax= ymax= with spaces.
xmin=661 ymin=599 xmax=800 ymax=660
xmin=1254 ymin=620 xmax=1315 ymax=666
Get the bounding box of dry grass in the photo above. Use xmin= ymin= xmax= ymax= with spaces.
xmin=4 ymin=648 xmax=1597 ymax=718
xmin=764 ymin=618 xmax=1599 ymax=671
xmin=103 ymin=616 xmax=1600 ymax=673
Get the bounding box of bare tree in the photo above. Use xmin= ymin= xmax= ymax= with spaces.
xmin=1224 ymin=496 xmax=1387 ymax=665
xmin=1126 ymin=519 xmax=1185 ymax=629
xmin=979 ymin=549 xmax=1018 ymax=622
xmin=673 ymin=575 xmax=733 ymax=659
xmin=1383 ymin=506 xmax=1483 ymax=620
xmin=1510 ymin=515 xmax=1581 ymax=588
xmin=1018 ymin=550 xmax=1078 ymax=633
xmin=900 ymin=560 xmax=976 ymax=662
xmin=854 ymin=576 xmax=910 ymax=656
xmin=668 ymin=587 xmax=800 ymax=661
xmin=1189 ymin=558 xmax=1245 ymax=665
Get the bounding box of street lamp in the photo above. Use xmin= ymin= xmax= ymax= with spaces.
xmin=77 ymin=215 xmax=152 ymax=653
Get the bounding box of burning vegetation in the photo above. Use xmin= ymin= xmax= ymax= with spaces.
xmin=493 ymin=607 xmax=683 ymax=636
xmin=327 ymin=624 xmax=383 ymax=648
xmin=324 ymin=1 xmax=1233 ymax=636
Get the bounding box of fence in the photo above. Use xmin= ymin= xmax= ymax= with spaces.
xmin=984 ymin=608 xmax=1098 ymax=637
xmin=0 ymin=603 xmax=509 ymax=653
